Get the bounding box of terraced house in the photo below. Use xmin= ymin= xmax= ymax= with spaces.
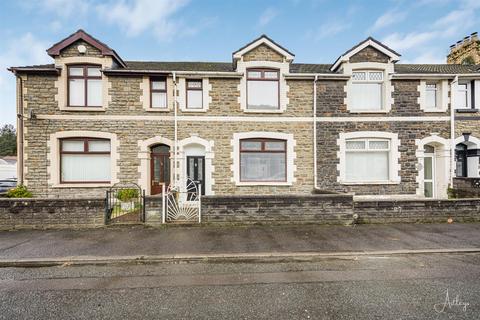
xmin=8 ymin=30 xmax=480 ymax=200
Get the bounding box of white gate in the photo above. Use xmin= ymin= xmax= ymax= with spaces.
xmin=163 ymin=178 xmax=201 ymax=223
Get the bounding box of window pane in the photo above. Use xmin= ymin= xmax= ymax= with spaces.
xmin=264 ymin=71 xmax=279 ymax=79
xmin=69 ymin=78 xmax=85 ymax=106
xmin=369 ymin=140 xmax=389 ymax=150
xmin=187 ymin=80 xmax=202 ymax=89
xmin=247 ymin=71 xmax=262 ymax=78
xmin=241 ymin=141 xmax=262 ymax=150
xmin=87 ymin=67 xmax=101 ymax=77
xmin=151 ymin=145 xmax=170 ymax=154
xmin=152 ymin=92 xmax=167 ymax=108
xmin=69 ymin=67 xmax=84 ymax=76
xmin=426 ymin=88 xmax=437 ymax=108
xmin=346 ymin=151 xmax=389 ymax=181
xmin=62 ymin=140 xmax=84 ymax=152
xmin=456 ymin=85 xmax=468 ymax=109
xmin=247 ymin=80 xmax=279 ymax=109
xmin=350 ymin=83 xmax=382 ymax=110
xmin=369 ymin=72 xmax=383 ymax=81
xmin=346 ymin=140 xmax=366 ymax=150
xmin=424 ymin=145 xmax=435 ymax=153
xmin=265 ymin=141 xmax=285 ymax=151
xmin=424 ymin=181 xmax=433 ymax=198
xmin=61 ymin=154 xmax=110 ymax=182
xmin=352 ymin=72 xmax=366 ymax=81
xmin=88 ymin=140 xmax=110 ymax=152
xmin=187 ymin=90 xmax=203 ymax=109
xmin=152 ymin=80 xmax=166 ymax=90
xmin=424 ymin=156 xmax=433 ymax=180
xmin=87 ymin=79 xmax=102 ymax=106
xmin=240 ymin=152 xmax=286 ymax=181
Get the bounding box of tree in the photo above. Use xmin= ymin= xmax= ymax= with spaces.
xmin=0 ymin=124 xmax=17 ymax=156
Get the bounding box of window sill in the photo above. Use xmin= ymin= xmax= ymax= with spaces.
xmin=180 ymin=109 xmax=208 ymax=113
xmin=145 ymin=108 xmax=171 ymax=112
xmin=455 ymin=109 xmax=479 ymax=113
xmin=235 ymin=181 xmax=293 ymax=186
xmin=243 ymin=109 xmax=285 ymax=114
xmin=347 ymin=110 xmax=389 ymax=114
xmin=52 ymin=183 xmax=112 ymax=188
xmin=340 ymin=180 xmax=400 ymax=185
xmin=423 ymin=108 xmax=448 ymax=113
xmin=60 ymin=106 xmax=106 ymax=112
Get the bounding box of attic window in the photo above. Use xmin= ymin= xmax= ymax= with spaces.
xmin=350 ymin=70 xmax=384 ymax=111
xmin=68 ymin=65 xmax=102 ymax=107
xmin=246 ymin=68 xmax=279 ymax=110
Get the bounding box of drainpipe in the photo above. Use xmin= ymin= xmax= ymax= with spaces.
xmin=173 ymin=72 xmax=178 ymax=187
xmin=313 ymin=74 xmax=318 ymax=189
xmin=450 ymin=75 xmax=458 ymax=187
xmin=16 ymin=75 xmax=24 ymax=185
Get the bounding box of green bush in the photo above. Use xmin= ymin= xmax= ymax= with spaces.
xmin=116 ymin=188 xmax=139 ymax=202
xmin=6 ymin=185 xmax=33 ymax=198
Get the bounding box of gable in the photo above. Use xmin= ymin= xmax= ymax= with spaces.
xmin=243 ymin=44 xmax=285 ymax=62
xmin=349 ymin=46 xmax=390 ymax=63
xmin=59 ymin=40 xmax=103 ymax=58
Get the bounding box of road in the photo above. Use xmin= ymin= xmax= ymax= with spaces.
xmin=1 ymin=253 xmax=479 ymax=319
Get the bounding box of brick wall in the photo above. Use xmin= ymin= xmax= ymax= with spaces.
xmin=0 ymin=198 xmax=104 ymax=230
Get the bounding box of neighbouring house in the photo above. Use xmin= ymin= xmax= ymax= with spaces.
xmin=8 ymin=29 xmax=480 ymax=200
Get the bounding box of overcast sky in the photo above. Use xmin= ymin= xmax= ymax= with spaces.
xmin=1 ymin=0 xmax=480 ymax=126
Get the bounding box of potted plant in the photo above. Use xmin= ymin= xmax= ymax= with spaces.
xmin=116 ymin=188 xmax=139 ymax=212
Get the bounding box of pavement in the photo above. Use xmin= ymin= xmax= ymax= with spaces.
xmin=0 ymin=223 xmax=479 ymax=265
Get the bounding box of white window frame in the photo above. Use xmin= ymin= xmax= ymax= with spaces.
xmin=425 ymin=83 xmax=437 ymax=109
xmin=418 ymin=80 xmax=448 ymax=112
xmin=232 ymin=132 xmax=295 ymax=186
xmin=337 ymin=131 xmax=401 ymax=184
xmin=455 ymin=82 xmax=471 ymax=110
xmin=48 ymin=131 xmax=119 ymax=188
xmin=350 ymin=70 xmax=384 ymax=111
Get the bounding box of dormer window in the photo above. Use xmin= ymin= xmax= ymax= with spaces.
xmin=68 ymin=65 xmax=102 ymax=107
xmin=350 ymin=70 xmax=384 ymax=111
xmin=246 ymin=68 xmax=279 ymax=110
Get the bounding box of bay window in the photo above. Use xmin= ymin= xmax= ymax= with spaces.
xmin=246 ymin=68 xmax=279 ymax=110
xmin=68 ymin=65 xmax=102 ymax=107
xmin=345 ymin=138 xmax=390 ymax=182
xmin=151 ymin=78 xmax=167 ymax=108
xmin=240 ymin=138 xmax=286 ymax=182
xmin=186 ymin=79 xmax=203 ymax=109
xmin=350 ymin=70 xmax=384 ymax=111
xmin=60 ymin=138 xmax=111 ymax=183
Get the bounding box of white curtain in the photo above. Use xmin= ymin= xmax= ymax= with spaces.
xmin=187 ymin=90 xmax=203 ymax=109
xmin=152 ymin=92 xmax=167 ymax=108
xmin=240 ymin=153 xmax=285 ymax=181
xmin=346 ymin=151 xmax=389 ymax=181
xmin=87 ymin=79 xmax=102 ymax=106
xmin=61 ymin=154 xmax=111 ymax=182
xmin=247 ymin=81 xmax=279 ymax=110
xmin=69 ymin=79 xmax=85 ymax=106
xmin=350 ymin=83 xmax=382 ymax=110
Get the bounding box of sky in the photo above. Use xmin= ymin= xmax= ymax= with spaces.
xmin=1 ymin=0 xmax=480 ymax=126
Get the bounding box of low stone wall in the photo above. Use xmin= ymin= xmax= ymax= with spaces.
xmin=0 ymin=198 xmax=104 ymax=230
xmin=354 ymin=198 xmax=480 ymax=223
xmin=201 ymin=194 xmax=355 ymax=224
xmin=452 ymin=177 xmax=480 ymax=198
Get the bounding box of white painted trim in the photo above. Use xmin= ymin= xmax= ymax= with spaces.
xmin=454 ymin=135 xmax=480 ymax=146
xmin=415 ymin=135 xmax=450 ymax=199
xmin=418 ymin=80 xmax=449 ymax=113
xmin=178 ymin=78 xmax=211 ymax=112
xmin=178 ymin=135 xmax=215 ymax=195
xmin=331 ymin=39 xmax=400 ymax=71
xmin=137 ymin=136 xmax=174 ymax=195
xmin=47 ymin=130 xmax=119 ymax=188
xmin=337 ymin=131 xmax=401 ymax=184
xmin=231 ymin=131 xmax=296 ymax=186
xmin=35 ymin=114 xmax=451 ymax=123
xmin=233 ymin=37 xmax=294 ymax=61
xmin=236 ymin=61 xmax=290 ymax=113
xmin=342 ymin=62 xmax=394 ymax=113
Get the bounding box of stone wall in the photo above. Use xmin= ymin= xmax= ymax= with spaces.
xmin=452 ymin=177 xmax=480 ymax=198
xmin=349 ymin=46 xmax=390 ymax=63
xmin=201 ymin=194 xmax=354 ymax=223
xmin=0 ymin=198 xmax=104 ymax=230
xmin=60 ymin=40 xmax=103 ymax=58
xmin=242 ymin=44 xmax=284 ymax=62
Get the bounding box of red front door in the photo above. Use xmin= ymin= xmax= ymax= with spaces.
xmin=150 ymin=144 xmax=170 ymax=195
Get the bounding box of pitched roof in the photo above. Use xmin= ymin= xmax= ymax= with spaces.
xmin=46 ymin=29 xmax=126 ymax=68
xmin=232 ymin=34 xmax=295 ymax=57
xmin=124 ymin=61 xmax=234 ymax=72
xmin=394 ymin=64 xmax=480 ymax=74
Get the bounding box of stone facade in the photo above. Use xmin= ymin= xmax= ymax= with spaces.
xmin=447 ymin=33 xmax=480 ymax=64
xmin=242 ymin=44 xmax=284 ymax=62
xmin=349 ymin=46 xmax=390 ymax=64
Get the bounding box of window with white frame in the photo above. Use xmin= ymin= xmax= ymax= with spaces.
xmin=150 ymin=78 xmax=167 ymax=108
xmin=425 ymin=83 xmax=438 ymax=109
xmin=456 ymin=82 xmax=470 ymax=109
xmin=350 ymin=70 xmax=384 ymax=111
xmin=68 ymin=65 xmax=102 ymax=107
xmin=186 ymin=79 xmax=203 ymax=109
xmin=246 ymin=68 xmax=280 ymax=110
xmin=60 ymin=138 xmax=111 ymax=183
xmin=240 ymin=138 xmax=286 ymax=182
xmin=345 ymin=138 xmax=390 ymax=182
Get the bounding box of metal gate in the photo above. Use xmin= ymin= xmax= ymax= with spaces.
xmin=164 ymin=178 xmax=201 ymax=223
xmin=105 ymin=182 xmax=145 ymax=224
